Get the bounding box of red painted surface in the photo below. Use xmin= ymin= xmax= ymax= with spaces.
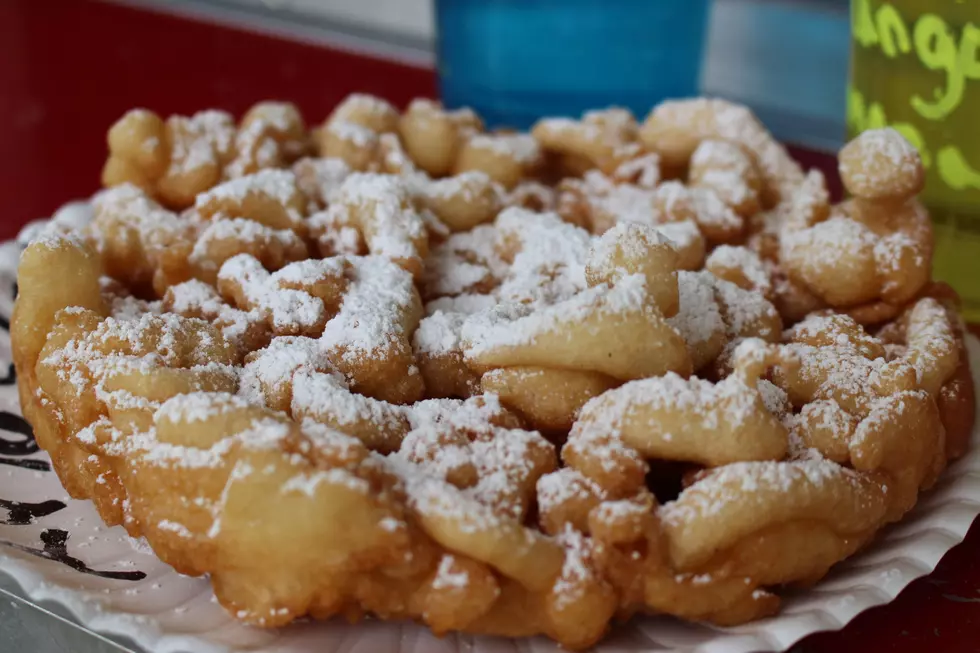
xmin=1 ymin=1 xmax=977 ymax=652
xmin=0 ymin=0 xmax=435 ymax=240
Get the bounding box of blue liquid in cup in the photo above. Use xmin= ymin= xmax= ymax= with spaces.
xmin=436 ymin=0 xmax=711 ymax=129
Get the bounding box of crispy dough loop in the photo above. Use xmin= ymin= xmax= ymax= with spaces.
xmin=564 ymin=340 xmax=788 ymax=497
xmin=408 ymin=477 xmax=564 ymax=591
xmin=399 ymin=99 xmax=483 ymax=177
xmin=326 ymin=173 xmax=429 ymax=278
xmin=455 ymin=132 xmax=543 ymax=189
xmin=839 ymin=127 xmax=924 ymax=202
xmin=639 ymin=97 xmax=804 ymax=206
xmin=460 ymin=212 xmax=691 ymax=386
xmin=780 ymin=141 xmax=933 ymax=310
xmin=102 ymin=103 xmax=310 ymax=210
xmin=659 ymin=458 xmax=888 ymax=571
xmin=532 ymin=107 xmax=640 ymax=176
xmin=689 ymin=139 xmax=762 ymax=217
xmin=771 ymin=302 xmax=955 ymax=519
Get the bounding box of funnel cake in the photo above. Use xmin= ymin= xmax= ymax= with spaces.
xmin=12 ymin=97 xmax=973 ymax=650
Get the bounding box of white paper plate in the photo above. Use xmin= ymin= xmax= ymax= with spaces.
xmin=2 ymin=212 xmax=979 ymax=653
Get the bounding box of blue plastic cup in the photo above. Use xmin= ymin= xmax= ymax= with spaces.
xmin=435 ymin=0 xmax=712 ymax=129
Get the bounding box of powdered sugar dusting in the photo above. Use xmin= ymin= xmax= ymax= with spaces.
xmin=707 ymin=245 xmax=771 ymax=293
xmin=461 ymin=275 xmax=649 ymax=358
xmin=431 ymin=555 xmax=471 ymax=590
xmin=218 ymin=255 xmax=325 ymax=334
xmin=668 ymin=271 xmax=725 ymax=351
xmin=319 ymin=256 xmax=417 ymax=361
xmin=197 ymin=169 xmax=299 ymax=214
xmin=328 ymin=173 xmax=425 ymax=262
xmin=537 ymin=468 xmax=605 ymax=515
xmin=414 ymin=310 xmax=466 ymax=356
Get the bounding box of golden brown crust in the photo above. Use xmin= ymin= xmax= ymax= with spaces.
xmin=12 ymin=95 xmax=974 ymax=649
